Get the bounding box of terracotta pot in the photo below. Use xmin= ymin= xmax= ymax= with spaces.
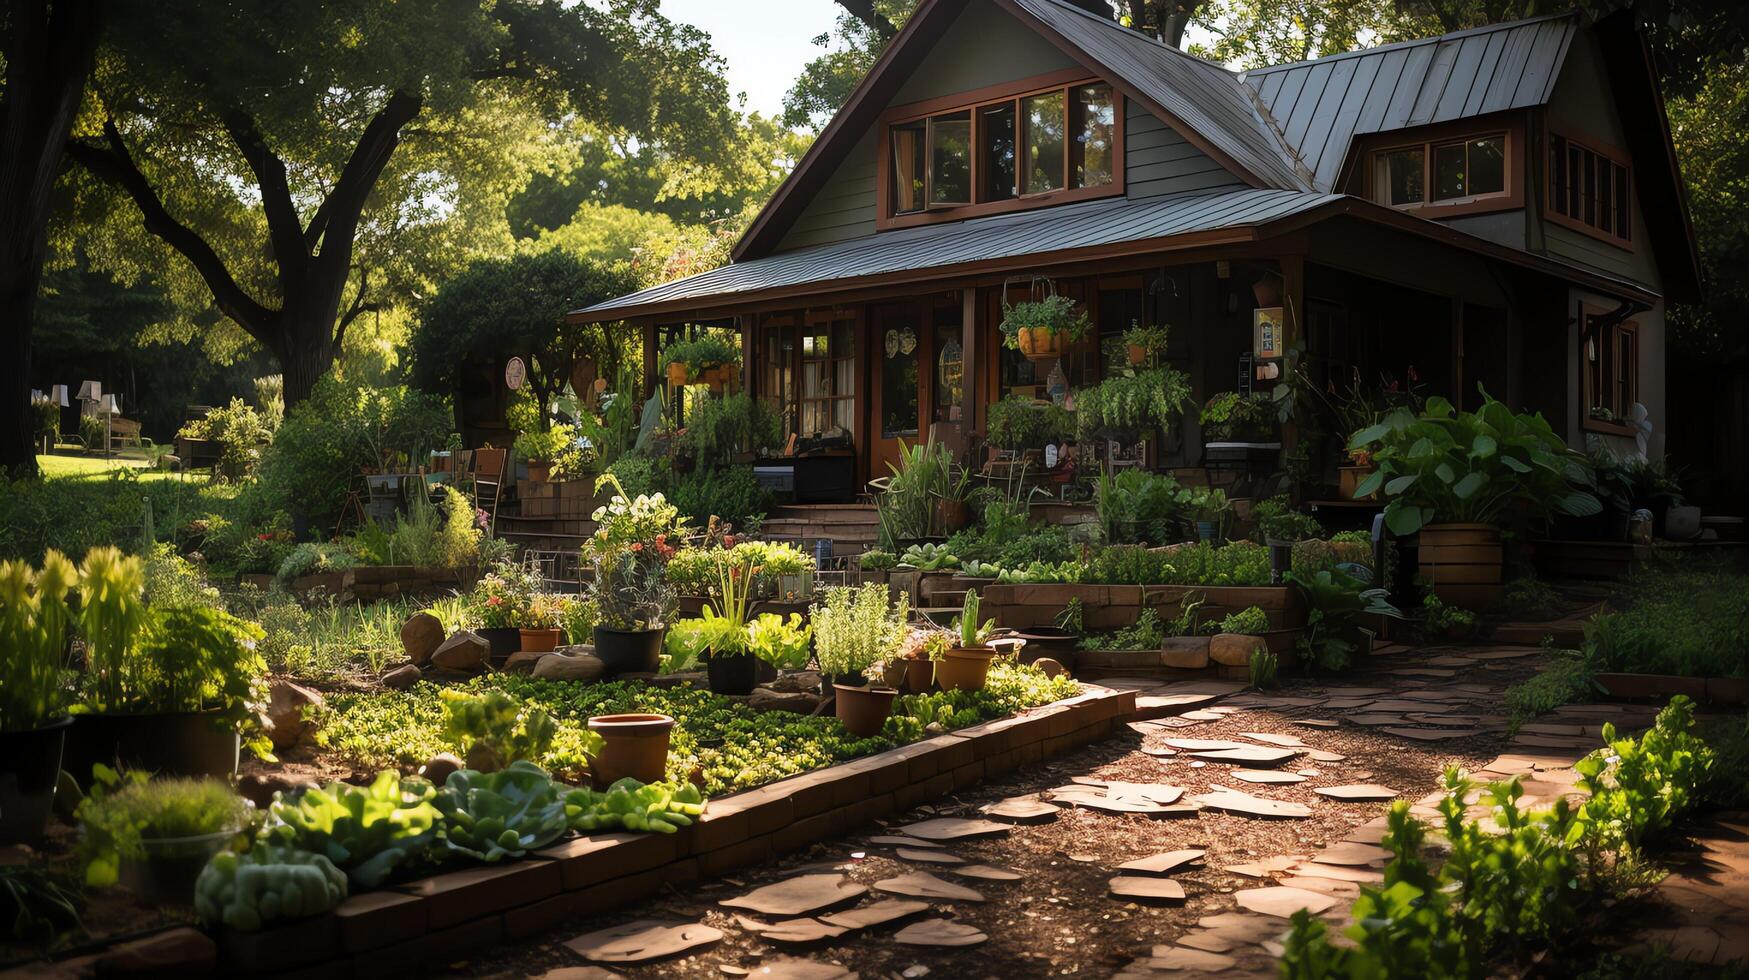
xmin=1417 ymin=523 xmax=1502 ymax=612
xmin=526 ymin=459 xmax=553 ymax=482
xmin=585 ymin=713 xmax=674 ymax=787
xmin=834 ymin=684 xmax=898 ymax=738
xmin=666 ymin=362 xmax=689 ymax=387
xmin=1127 ymin=343 xmax=1147 ymax=366
xmin=903 ymin=658 xmax=935 ymax=693
xmin=1339 ymin=464 xmax=1377 ymax=501
xmin=1017 ymin=325 xmax=1066 ymax=363
xmin=937 ymin=645 xmax=996 ymax=692
xmin=519 ymin=627 xmax=562 ymax=653
xmin=935 ymin=498 xmax=971 ymax=532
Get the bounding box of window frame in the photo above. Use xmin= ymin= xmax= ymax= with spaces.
xmin=877 ymin=69 xmax=1125 ymax=231
xmin=1579 ymin=304 xmax=1640 ymax=436
xmin=1546 ymin=128 xmax=1634 ymax=251
xmin=1361 ymin=122 xmax=1522 ymax=218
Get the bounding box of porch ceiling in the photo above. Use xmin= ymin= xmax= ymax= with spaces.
xmin=570 ymin=187 xmax=1658 ymax=324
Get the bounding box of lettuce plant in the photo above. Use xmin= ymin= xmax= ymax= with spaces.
xmin=431 ymin=761 xmax=569 ymax=861
xmin=267 ymin=771 xmax=442 ymax=888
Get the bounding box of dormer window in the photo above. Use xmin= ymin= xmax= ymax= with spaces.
xmin=1371 ymin=133 xmax=1508 ymax=208
xmin=881 ymin=72 xmax=1123 ymax=229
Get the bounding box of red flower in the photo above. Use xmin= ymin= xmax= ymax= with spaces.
xmin=258 ymin=533 xmax=272 ymax=541
xmin=629 ymin=542 xmax=643 ymax=552
xmin=486 ymin=595 xmax=502 ymax=606
xmin=723 ymin=535 xmax=737 ymax=547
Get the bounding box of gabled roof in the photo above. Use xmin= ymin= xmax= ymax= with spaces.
xmin=1243 ymin=13 xmax=1578 ymax=192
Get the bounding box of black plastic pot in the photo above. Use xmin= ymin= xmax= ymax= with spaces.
xmin=706 ymin=652 xmax=758 ymax=695
xmin=62 ymin=711 xmax=239 ymax=789
xmin=477 ymin=627 xmax=522 ymax=663
xmin=592 ymin=626 xmax=665 ymax=675
xmin=0 ymin=716 xmax=74 ymax=844
xmin=1008 ymin=628 xmax=1080 ymax=667
xmin=824 ymin=672 xmax=869 ymax=689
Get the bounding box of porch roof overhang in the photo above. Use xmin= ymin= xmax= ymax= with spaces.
xmin=570 ymin=187 xmax=1659 ymax=325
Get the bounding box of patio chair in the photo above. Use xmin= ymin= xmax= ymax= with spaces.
xmin=471 ymin=447 xmax=508 ymax=535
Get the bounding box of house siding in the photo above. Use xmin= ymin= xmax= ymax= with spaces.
xmin=1125 ymin=100 xmax=1245 ymax=198
xmin=776 ymin=131 xmax=879 ymax=252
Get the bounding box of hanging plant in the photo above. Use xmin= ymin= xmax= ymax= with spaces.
xmin=1074 ymin=367 xmax=1192 ymax=443
xmin=999 ymin=294 xmax=1089 ymax=362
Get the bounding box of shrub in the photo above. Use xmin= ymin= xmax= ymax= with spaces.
xmin=1253 ymin=494 xmax=1322 ymax=542
xmin=276 ymin=542 xmax=360 ymax=583
xmin=1584 ymin=558 xmax=1748 ymax=677
xmin=181 ymin=398 xmax=272 ymax=481
xmin=1199 ymin=391 xmax=1276 ymax=442
xmin=675 ymin=393 xmax=782 ymax=467
xmin=32 ymin=400 xmax=59 ymax=444
xmin=1503 ymin=651 xmax=1597 ymax=729
xmin=1218 ymin=606 xmax=1270 ymax=635
xmin=670 ymin=466 xmax=772 ymax=527
xmin=605 ymin=452 xmax=666 ymax=500
xmin=984 ymin=395 xmax=1073 ymax=450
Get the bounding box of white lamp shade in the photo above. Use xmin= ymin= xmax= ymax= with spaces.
xmin=51 ymin=384 xmax=69 ymax=407
xmin=77 ymin=380 xmax=101 ymax=401
xmin=102 ymin=394 xmax=120 ymax=414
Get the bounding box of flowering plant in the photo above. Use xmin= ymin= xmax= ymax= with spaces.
xmin=593 ymin=550 xmax=676 ymax=631
xmin=470 ymin=561 xmax=541 ymax=629
xmin=587 ymin=474 xmax=686 ymax=632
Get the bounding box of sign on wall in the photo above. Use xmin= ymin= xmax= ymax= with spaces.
xmin=504 ymin=356 xmax=527 ymax=391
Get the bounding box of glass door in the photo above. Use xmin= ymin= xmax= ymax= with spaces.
xmin=869 ymin=301 xmax=929 ymax=479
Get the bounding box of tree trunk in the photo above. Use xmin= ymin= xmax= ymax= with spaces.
xmin=0 ymin=0 xmax=102 ymax=478
xmin=274 ymin=315 xmax=339 ymax=408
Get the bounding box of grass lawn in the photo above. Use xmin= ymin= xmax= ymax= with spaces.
xmin=37 ymin=452 xmax=182 ymax=482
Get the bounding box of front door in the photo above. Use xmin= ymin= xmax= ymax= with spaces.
xmin=868 ymin=301 xmax=930 ymax=479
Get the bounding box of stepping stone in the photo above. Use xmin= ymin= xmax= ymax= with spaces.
xmin=565 ymin=920 xmax=724 ymax=963
xmin=1292 ymin=863 xmax=1385 ymax=884
xmin=1322 ymin=698 xmax=1376 ymax=710
xmin=1323 ymin=687 xmax=1390 ymax=696
xmin=1101 ymin=677 xmax=1167 ymax=691
xmin=1315 ymin=784 xmax=1402 ymax=802
xmin=873 ymin=872 xmax=985 ymax=902
xmin=1239 ymin=732 xmax=1307 ymax=747
xmin=1382 ymin=727 xmax=1482 ymax=741
xmin=948 ymin=864 xmax=1023 ymax=881
xmin=897 ymin=848 xmax=963 ymax=865
xmin=1224 ymin=855 xmax=1306 ymax=877
xmin=1057 ymin=793 xmax=1195 ymax=818
xmin=981 ymin=797 xmax=1059 ymax=824
xmin=1118 ymin=849 xmax=1205 ymax=876
xmin=1177 ymin=931 xmax=1238 ymax=953
xmin=1310 ymin=841 xmax=1392 ymax=865
xmin=1348 ymin=713 xmax=1408 ymax=727
xmin=1471 ymin=649 xmax=1537 ymax=660
xmin=1165 ymin=738 xmax=1247 ymax=751
xmin=1109 ymin=875 xmax=1186 ymax=903
xmin=1084 ymin=781 xmax=1186 ymax=804
xmin=867 ymin=835 xmax=942 ymax=848
xmin=1305 ymin=750 xmax=1347 ymax=763
xmin=1281 ymin=875 xmax=1363 ymax=897
xmin=1198 ymin=911 xmax=1288 ymax=943
xmin=741 ymin=917 xmax=850 ymax=943
xmin=1235 ymin=885 xmax=1342 ymax=918
xmin=893 ymin=919 xmax=987 ymax=947
xmin=1191 ymin=787 xmax=1312 ymax=819
xmin=1231 ymin=769 xmax=1306 ymax=785
xmin=897 ymin=817 xmax=1009 ymax=841
xmin=1190 ymin=746 xmax=1301 ymax=766
xmin=756 ymin=957 xmax=857 ymax=980
xmin=819 ymin=899 xmax=929 ymax=930
xmin=1294 ymin=719 xmax=1340 ymax=729
xmin=721 ymin=875 xmax=868 ymax=916
xmin=1182 ymin=709 xmax=1226 ymax=721
xmin=1141 ymin=745 xmax=1178 ymax=757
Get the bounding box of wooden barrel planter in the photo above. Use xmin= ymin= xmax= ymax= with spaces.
xmin=1417 ymin=523 xmax=1502 ymax=611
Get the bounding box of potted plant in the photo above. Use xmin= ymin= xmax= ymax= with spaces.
xmin=587 ymin=475 xmax=684 ymax=675
xmin=470 ymin=562 xmax=539 ymax=661
xmin=901 ymin=631 xmax=947 ymax=693
xmin=999 ymin=293 xmax=1089 ymax=365
xmin=1348 ymin=392 xmax=1601 ymax=610
xmin=0 ymin=551 xmax=78 ymax=843
xmin=77 ymin=767 xmax=249 ymax=902
xmin=1074 ymin=366 xmax=1193 ymax=444
xmin=519 ymin=593 xmax=568 ymax=653
xmin=811 ymin=583 xmax=908 ymax=736
xmin=513 ymin=424 xmax=575 ymax=483
xmin=938 ymin=589 xmax=997 ymax=692
xmin=747 ymin=612 xmax=813 ymax=673
xmin=1122 ymin=322 xmax=1170 ymax=367
xmin=584 ymin=713 xmax=674 ymax=787
xmin=698 ymin=555 xmax=759 ymax=695
xmin=63 ymin=548 xmax=272 ymax=788
xmin=1199 ymin=391 xmax=1280 ymax=470
xmin=659 ymin=335 xmax=742 ymax=390
xmin=1253 ymin=494 xmax=1324 ymax=584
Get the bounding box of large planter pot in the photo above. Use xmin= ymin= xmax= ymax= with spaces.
xmin=1339 ymin=464 xmax=1378 ymax=501
xmin=0 ymin=716 xmax=74 ymax=844
xmin=1008 ymin=627 xmax=1079 ymax=666
xmin=935 ymin=498 xmax=971 ymax=533
xmin=834 ymin=684 xmax=898 ymax=738
xmin=706 ymin=651 xmax=758 ymax=695
xmin=1417 ymin=523 xmax=1503 ymax=612
xmin=119 ymin=828 xmax=238 ymax=904
xmin=519 ymin=627 xmax=563 ymax=653
xmin=478 ymin=627 xmax=522 ymax=662
xmin=937 ymin=645 xmax=996 ymax=692
xmin=526 ymin=460 xmax=553 ymax=483
xmin=63 ymin=711 xmax=239 ymax=789
xmin=585 ymin=713 xmax=674 ymax=787
xmin=592 ymin=626 xmax=665 ymax=675
xmin=1017 ymin=326 xmax=1066 ymax=363
xmin=902 ymin=658 xmax=935 ymax=693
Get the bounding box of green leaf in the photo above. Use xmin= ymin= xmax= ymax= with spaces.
xmin=1384 ymin=475 xmax=1418 ymax=496
xmin=1452 ymin=472 xmax=1486 ymax=500
xmin=1471 ymin=434 xmax=1496 ymax=457
xmin=1352 ymin=470 xmax=1385 ymax=499
xmin=1558 ymin=491 xmax=1602 ymax=517
xmin=1499 ymin=455 xmax=1531 ymax=473
xmin=1385 ymin=504 xmax=1426 ymax=536
xmin=1434 ymin=462 xmax=1456 ymax=484
xmin=1348 ymin=423 xmax=1392 ymax=448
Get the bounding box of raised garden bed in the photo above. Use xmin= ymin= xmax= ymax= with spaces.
xmin=1594 ymin=672 xmax=1747 ymax=705
xmin=980 ymin=583 xmax=1305 ymax=632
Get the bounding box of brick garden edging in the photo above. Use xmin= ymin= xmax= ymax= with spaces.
xmin=205 ymin=684 xmax=1136 ymax=976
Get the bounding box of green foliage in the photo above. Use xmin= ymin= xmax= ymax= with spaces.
xmin=0 ymin=470 xmax=219 ymax=562
xmin=898 ymin=542 xmax=959 ymax=570
xmin=1504 ymin=652 xmax=1598 ymax=729
xmin=1348 ymin=391 xmax=1601 ymax=536
xmin=1499 ymin=576 xmax=1563 ymax=620
xmin=1084 ymin=541 xmax=1271 ymax=586
xmin=666 ymin=540 xmax=813 ymax=598
xmin=31 ymin=400 xmax=60 ymax=444
xmin=1097 ymin=469 xmax=1196 ymax=545
xmin=266 ymin=771 xmax=443 ymax=889
xmin=1583 ymin=558 xmax=1749 ymax=677
xmin=811 ymin=583 xmax=909 ymax=678
xmin=78 ymin=415 xmax=106 ymax=451
xmin=1248 ymin=648 xmax=1279 ymax=689
xmin=955 ymin=588 xmax=994 ymax=648
xmin=143 ymin=543 xmax=222 ymax=608
xmin=180 ymin=398 xmax=272 ymax=481
xmin=1220 ymin=605 xmax=1270 ymax=635
xmin=1420 ymin=592 xmax=1477 ymax=636
xmin=746 ymin=613 xmax=813 ymax=670
xmin=440 ymin=690 xmax=569 ymax=774
xmin=1199 ymin=391 xmax=1277 ymax=442
xmin=275 ymin=542 xmax=359 ymax=583
xmin=1287 ymin=567 xmax=1403 ymax=671
xmin=670 ymin=465 xmax=773 ymax=527
xmin=1122 ymin=322 xmax=1170 ymax=355
xmin=984 ymin=395 xmax=1074 ymax=450
xmin=881 ymin=663 xmax=1079 ymax=743
xmin=76 ymin=767 xmax=249 ymax=888
xmin=1080 ymin=608 xmax=1166 ymax=651
xmin=0 ymin=865 xmax=84 ymax=946
xmin=431 ymin=761 xmax=571 ymax=862
xmin=675 ymin=393 xmax=783 ymax=467
xmin=248 ymin=594 xmax=418 ymax=680
xmin=0 ymin=551 xmax=78 ymax=730
xmin=1576 ymin=696 xmax=1715 ymax=852
xmin=874 ymin=430 xmax=968 ymax=544
xmin=1254 ymin=494 xmax=1323 ymax=542
xmin=513 ymin=424 xmax=578 ymax=468
xmin=858 ymin=549 xmax=896 ymax=570
xmin=381 ymin=486 xmax=483 ymax=571
xmin=195 ymin=844 xmax=347 ymax=932
xmin=1074 ymin=366 xmax=1193 ymax=442
xmin=997 ymin=294 xmax=1089 ymax=348
xmin=604 ymin=452 xmax=667 ymax=500
xmin=659 ymin=334 xmax=741 ymax=374
xmin=564 ymin=777 xmax=706 ymax=835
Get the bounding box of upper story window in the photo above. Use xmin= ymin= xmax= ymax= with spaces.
xmin=882 ymin=74 xmax=1122 ymax=229
xmin=1548 ymin=132 xmax=1631 ymax=247
xmin=1371 ymin=133 xmax=1508 ymax=209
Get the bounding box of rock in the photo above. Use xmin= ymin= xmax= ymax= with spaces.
xmin=504 ymin=650 xmax=546 ymax=674
xmin=381 ymin=663 xmax=422 ymax=690
xmin=238 ymin=771 xmax=318 ymax=810
xmin=1161 ymin=636 xmax=1212 ymax=670
xmin=400 ymin=612 xmax=446 ymax=666
xmin=1033 ymin=658 xmax=1066 ymax=679
xmin=1210 ymin=633 xmax=1268 ymax=667
xmin=266 ymin=679 xmax=326 ymax=750
xmin=420 ymin=752 xmax=464 ymax=786
xmin=430 ymin=631 xmax=490 ymax=671
xmin=749 ymin=688 xmax=825 ymax=714
xmin=769 ymin=670 xmax=823 ymax=694
xmin=533 ymin=652 xmax=607 ymax=683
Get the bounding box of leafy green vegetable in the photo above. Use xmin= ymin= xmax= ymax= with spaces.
xmin=440 ymin=689 xmax=574 ymax=773
xmin=432 ymin=761 xmax=570 ymax=861
xmin=564 ymin=777 xmax=706 ymax=835
xmin=195 ymin=844 xmax=347 ymax=932
xmin=267 ymin=771 xmax=441 ymax=888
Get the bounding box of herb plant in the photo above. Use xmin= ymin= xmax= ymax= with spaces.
xmin=810 ymin=583 xmax=909 ymax=679
xmin=0 ymin=551 xmax=77 ymax=731
xmin=76 ymin=767 xmax=250 ymax=888
xmin=1074 ymin=366 xmax=1192 ymax=442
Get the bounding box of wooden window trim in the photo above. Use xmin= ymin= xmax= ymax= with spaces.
xmin=1357 ymin=118 xmax=1524 ymax=219
xmin=1579 ymin=303 xmax=1639 ymax=436
xmin=1545 ymin=127 xmax=1634 ymax=252
xmin=877 ymin=71 xmax=1125 ymax=232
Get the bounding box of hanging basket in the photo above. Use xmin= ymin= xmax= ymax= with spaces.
xmin=1017 ymin=326 xmax=1066 ymax=363
xmin=666 ymin=362 xmax=690 ymax=387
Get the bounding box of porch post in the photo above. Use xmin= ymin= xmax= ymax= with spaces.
xmin=737 ymin=314 xmax=755 ymax=394
xmin=961 ymin=287 xmax=980 ymax=441
xmin=637 ymin=318 xmax=657 ymax=402
xmin=1279 ymin=255 xmax=1306 ymax=460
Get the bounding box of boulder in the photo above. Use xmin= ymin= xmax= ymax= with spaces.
xmin=1209 ymin=633 xmax=1268 ymax=667
xmin=532 ymin=652 xmax=607 ymax=683
xmin=1032 ymin=658 xmax=1066 ymax=679
xmin=749 ymin=688 xmax=825 ymax=714
xmin=382 ymin=663 xmax=422 ymax=690
xmin=1161 ymin=636 xmax=1212 ymax=670
xmin=420 ymin=752 xmax=464 ymax=786
xmin=768 ymin=670 xmax=822 ymax=694
xmin=430 ymin=631 xmax=490 ymax=672
xmin=266 ymin=679 xmax=326 ymax=750
xmin=238 ymin=771 xmax=318 ymax=810
xmin=504 ymin=650 xmax=546 ymax=674
xmin=400 ymin=612 xmax=446 ymax=666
